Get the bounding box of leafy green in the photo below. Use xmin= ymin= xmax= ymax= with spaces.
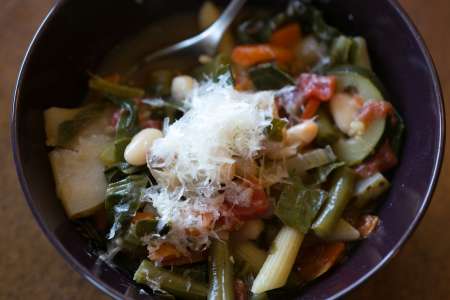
xmin=287 ymin=0 xmax=340 ymax=44
xmin=104 ymin=162 xmax=147 ymax=183
xmin=89 ymin=75 xmax=145 ymax=99
xmin=193 ymin=54 xmax=234 ymax=84
xmin=275 ymin=176 xmax=328 ymax=234
xmin=56 ymin=102 xmax=106 ymax=146
xmin=105 ymin=175 xmax=149 ymax=239
xmin=249 ymin=63 xmax=295 ymax=90
xmin=265 ymin=118 xmax=288 ymax=142
xmin=141 ymin=98 xmax=186 ymax=123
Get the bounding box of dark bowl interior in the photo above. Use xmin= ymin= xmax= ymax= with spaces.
xmin=11 ymin=0 xmax=444 ymax=299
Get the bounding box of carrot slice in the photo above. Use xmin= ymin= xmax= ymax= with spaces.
xmin=132 ymin=212 xmax=155 ymax=223
xmin=231 ymin=44 xmax=294 ymax=67
xmin=270 ymin=23 xmax=301 ymax=48
xmin=302 ymin=98 xmax=321 ymax=119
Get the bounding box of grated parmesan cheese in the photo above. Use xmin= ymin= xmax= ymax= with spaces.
xmin=144 ymin=77 xmax=275 ymax=252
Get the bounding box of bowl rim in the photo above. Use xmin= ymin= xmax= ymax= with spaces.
xmin=10 ymin=0 xmax=445 ymax=299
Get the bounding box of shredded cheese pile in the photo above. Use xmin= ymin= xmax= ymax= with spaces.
xmin=145 ymin=78 xmax=275 ymax=252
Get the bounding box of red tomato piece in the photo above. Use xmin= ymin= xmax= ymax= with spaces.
xmin=298 ymin=73 xmax=337 ymax=101
xmin=356 ymin=101 xmax=393 ymax=127
xmin=355 ymin=141 xmax=398 ymax=178
xmin=227 ymin=186 xmax=270 ymax=221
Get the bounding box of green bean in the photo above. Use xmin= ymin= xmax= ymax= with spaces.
xmin=312 ymin=167 xmax=356 ymax=238
xmin=349 ymin=37 xmax=372 ymax=70
xmin=134 ymin=260 xmax=208 ymax=300
xmin=89 ymin=75 xmax=145 ymax=99
xmin=316 ymin=108 xmax=340 ymax=147
xmin=208 ymin=239 xmax=235 ymax=300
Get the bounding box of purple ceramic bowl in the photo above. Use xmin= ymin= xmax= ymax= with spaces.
xmin=11 ymin=0 xmax=445 ymax=299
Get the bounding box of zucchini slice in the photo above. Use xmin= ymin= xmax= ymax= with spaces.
xmin=328 ymin=70 xmax=386 ymax=165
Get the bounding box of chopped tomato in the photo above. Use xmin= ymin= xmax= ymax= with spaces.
xmin=356 ymin=101 xmax=393 ymax=127
xmin=234 ymin=279 xmax=249 ymax=300
xmin=226 ymin=185 xmax=270 ymax=221
xmin=298 ymin=73 xmax=337 ymax=101
xmin=355 ymin=141 xmax=398 ymax=178
xmin=296 ymin=242 xmax=345 ymax=282
xmin=231 ymin=44 xmax=294 ymax=67
xmin=270 ymin=23 xmax=301 ymax=48
xmin=302 ymin=98 xmax=321 ymax=119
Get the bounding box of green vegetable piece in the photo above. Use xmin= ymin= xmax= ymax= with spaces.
xmin=329 ymin=65 xmax=387 ymax=97
xmin=349 ymin=37 xmax=372 ymax=70
xmin=89 ymin=75 xmax=145 ymax=99
xmin=193 ymin=54 xmax=234 ymax=84
xmin=312 ymin=167 xmax=356 ymax=238
xmin=134 ymin=260 xmax=208 ymax=300
xmin=105 ymin=175 xmax=149 ymax=239
xmin=287 ymin=146 xmax=337 ymax=175
xmin=287 ymin=1 xmax=340 ymax=44
xmin=310 ymin=161 xmax=346 ymax=185
xmin=208 ymin=239 xmax=235 ymax=300
xmin=265 ymin=118 xmax=288 ymax=142
xmin=353 ymin=172 xmax=390 ymax=209
xmin=56 ymin=102 xmax=106 ymax=146
xmin=249 ymin=63 xmax=294 ymax=90
xmin=316 ymin=107 xmax=340 ymax=146
xmin=328 ymin=70 xmax=386 ymax=165
xmin=330 ymin=35 xmax=353 ymax=65
xmin=275 ymin=176 xmax=328 ymax=234
xmin=135 ymin=219 xmax=158 ymax=237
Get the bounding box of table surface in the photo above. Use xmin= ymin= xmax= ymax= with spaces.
xmin=1 ymin=1 xmax=449 ymax=299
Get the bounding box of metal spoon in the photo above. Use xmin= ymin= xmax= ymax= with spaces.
xmin=143 ymin=0 xmax=247 ymax=64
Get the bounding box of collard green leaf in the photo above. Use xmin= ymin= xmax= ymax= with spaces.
xmin=105 ymin=175 xmax=149 ymax=239
xmin=275 ymin=176 xmax=327 ymax=234
xmin=193 ymin=54 xmax=234 ymax=84
xmin=249 ymin=63 xmax=294 ymax=90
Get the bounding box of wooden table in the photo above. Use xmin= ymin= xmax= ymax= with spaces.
xmin=0 ymin=1 xmax=448 ymax=299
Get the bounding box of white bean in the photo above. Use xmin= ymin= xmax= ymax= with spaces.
xmin=330 ymin=93 xmax=363 ymax=135
xmin=286 ymin=120 xmax=318 ymax=146
xmin=124 ymin=128 xmax=163 ymax=166
xmin=171 ymin=75 xmax=198 ymax=101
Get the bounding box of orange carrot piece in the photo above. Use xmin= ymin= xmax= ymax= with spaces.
xmin=270 ymin=23 xmax=301 ymax=48
xmin=231 ymin=44 xmax=294 ymax=67
xmin=302 ymin=98 xmax=321 ymax=119
xmin=132 ymin=212 xmax=155 ymax=223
